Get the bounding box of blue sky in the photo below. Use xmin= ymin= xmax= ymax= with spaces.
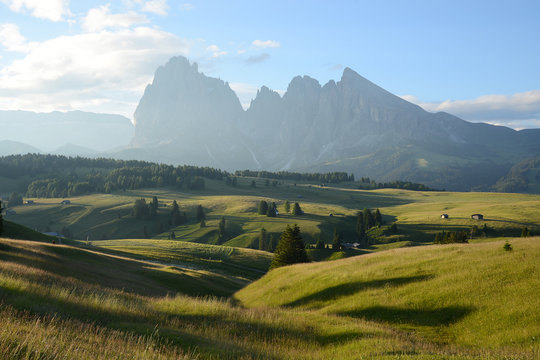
xmin=0 ymin=0 xmax=539 ymax=129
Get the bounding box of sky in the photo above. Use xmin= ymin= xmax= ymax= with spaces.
xmin=0 ymin=0 xmax=539 ymax=129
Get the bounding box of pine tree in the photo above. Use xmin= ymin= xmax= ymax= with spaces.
xmin=200 ymin=219 xmax=206 ymax=228
xmin=374 ymin=209 xmax=382 ymax=225
xmin=170 ymin=200 xmax=183 ymax=226
xmin=356 ymin=212 xmax=365 ymax=240
xmin=284 ymin=200 xmax=290 ymax=214
xmin=218 ymin=217 xmax=226 ymax=244
xmin=196 ymin=205 xmax=205 ymax=222
xmin=521 ymin=227 xmax=530 ymax=237
xmin=315 ymin=238 xmax=325 ymax=249
xmin=149 ymin=196 xmax=158 ymax=217
xmin=258 ymin=200 xmax=268 ymax=215
xmin=259 ymin=228 xmax=268 ymax=251
xmin=363 ymin=208 xmax=374 ymax=230
xmin=332 ymin=228 xmax=342 ymax=250
xmin=266 ymin=202 xmax=277 ymax=217
xmin=270 ymin=224 xmax=309 ymax=269
xmin=292 ymin=202 xmax=303 ymax=215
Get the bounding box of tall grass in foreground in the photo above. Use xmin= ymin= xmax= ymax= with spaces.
xmin=0 ymin=237 xmax=512 ymax=359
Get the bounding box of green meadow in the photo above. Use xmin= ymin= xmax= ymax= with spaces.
xmin=2 ymin=178 xmax=540 ymax=358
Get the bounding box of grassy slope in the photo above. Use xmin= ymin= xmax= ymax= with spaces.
xmin=8 ymin=180 xmax=540 ymax=253
xmin=236 ymin=237 xmax=540 ymax=358
xmin=0 ymin=236 xmax=507 ymax=359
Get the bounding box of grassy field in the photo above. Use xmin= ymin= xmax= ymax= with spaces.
xmin=4 ymin=234 xmax=537 ymax=359
xmin=6 ymin=178 xmax=540 ymax=255
xmin=236 ymin=237 xmax=540 ymax=358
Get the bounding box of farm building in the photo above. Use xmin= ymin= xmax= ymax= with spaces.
xmin=25 ymin=200 xmax=34 ymax=205
xmin=61 ymin=200 xmax=71 ymax=205
xmin=471 ymin=214 xmax=484 ymax=220
xmin=441 ymin=214 xmax=449 ymax=219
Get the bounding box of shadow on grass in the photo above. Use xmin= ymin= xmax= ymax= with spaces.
xmin=338 ymin=305 xmax=474 ymax=327
xmin=284 ymin=275 xmax=433 ymax=308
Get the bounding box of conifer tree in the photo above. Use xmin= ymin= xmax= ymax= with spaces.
xmin=266 ymin=202 xmax=277 ymax=217
xmin=284 ymin=200 xmax=290 ymax=214
xmin=332 ymin=228 xmax=342 ymax=250
xmin=259 ymin=228 xmax=268 ymax=251
xmin=196 ymin=205 xmax=205 ymax=222
xmin=363 ymin=208 xmax=374 ymax=230
xmin=200 ymin=219 xmax=206 ymax=228
xmin=218 ymin=217 xmax=226 ymax=243
xmin=292 ymin=202 xmax=303 ymax=215
xmin=270 ymin=224 xmax=309 ymax=269
xmin=258 ymin=200 xmax=268 ymax=215
xmin=374 ymin=208 xmax=382 ymax=225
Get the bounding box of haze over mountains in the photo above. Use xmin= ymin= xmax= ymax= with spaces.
xmin=129 ymin=56 xmax=540 ymax=191
xmin=2 ymin=56 xmax=539 ymax=191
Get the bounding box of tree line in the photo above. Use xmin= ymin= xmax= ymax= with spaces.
xmin=0 ymin=154 xmax=224 ymax=198
xmin=234 ymin=170 xmax=354 ymax=183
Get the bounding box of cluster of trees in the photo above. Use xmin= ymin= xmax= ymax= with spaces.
xmin=235 ymin=170 xmax=354 ymax=183
xmin=357 ymin=177 xmax=441 ymax=191
xmin=1 ymin=154 xmax=224 ymax=198
xmin=257 ymin=200 xmax=277 ymax=217
xmin=270 ymin=224 xmax=309 ymax=269
xmin=257 ymin=228 xmax=279 ymax=252
xmin=434 ymin=230 xmax=469 ymax=244
xmin=356 ymin=208 xmax=383 ymax=245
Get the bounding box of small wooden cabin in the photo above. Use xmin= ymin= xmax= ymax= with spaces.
xmin=471 ymin=214 xmax=484 ymax=220
xmin=441 ymin=214 xmax=449 ymax=219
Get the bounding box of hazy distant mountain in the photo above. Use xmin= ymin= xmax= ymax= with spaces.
xmin=0 ymin=140 xmax=41 ymax=156
xmin=130 ymin=56 xmax=540 ymax=191
xmin=0 ymin=110 xmax=134 ymax=153
xmin=49 ymin=143 xmax=98 ymax=157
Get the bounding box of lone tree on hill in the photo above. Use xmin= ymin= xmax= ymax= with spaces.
xmin=292 ymin=202 xmax=303 ymax=215
xmin=259 ymin=228 xmax=268 ymax=251
xmin=217 ymin=217 xmax=226 ymax=244
xmin=170 ymin=200 xmax=185 ymax=226
xmin=270 ymin=224 xmax=309 ymax=269
xmin=196 ymin=205 xmax=206 ymax=222
xmin=132 ymin=199 xmax=150 ymax=219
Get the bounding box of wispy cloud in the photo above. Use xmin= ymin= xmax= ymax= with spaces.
xmin=401 ymin=90 xmax=540 ymax=129
xmin=82 ymin=5 xmax=149 ymax=33
xmin=140 ymin=0 xmax=168 ymax=16
xmin=0 ymin=0 xmax=71 ymax=22
xmin=245 ymin=53 xmax=270 ymax=64
xmin=252 ymin=39 xmax=280 ymax=48
xmin=206 ymin=44 xmax=227 ymax=58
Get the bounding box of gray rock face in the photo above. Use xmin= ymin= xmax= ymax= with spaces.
xmin=130 ymin=56 xmax=540 ymax=190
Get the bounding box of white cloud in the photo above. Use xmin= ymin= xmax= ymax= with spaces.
xmin=206 ymin=44 xmax=226 ymax=58
xmin=252 ymin=39 xmax=280 ymax=48
xmin=81 ymin=5 xmax=149 ymax=33
xmin=0 ymin=26 xmax=190 ymax=118
xmin=1 ymin=0 xmax=71 ymax=22
xmin=0 ymin=23 xmax=31 ymax=52
xmin=141 ymin=0 xmax=168 ymax=15
xmin=401 ymin=90 xmax=540 ymax=129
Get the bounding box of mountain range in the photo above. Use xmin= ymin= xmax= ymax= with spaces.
xmin=128 ymin=56 xmax=540 ymax=191
xmin=1 ymin=56 xmax=539 ymax=192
